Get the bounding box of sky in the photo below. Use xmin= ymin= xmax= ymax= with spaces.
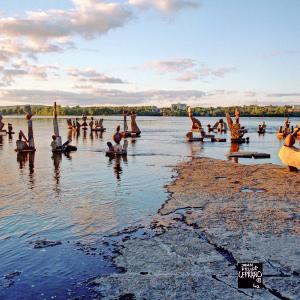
xmin=0 ymin=0 xmax=299 ymax=107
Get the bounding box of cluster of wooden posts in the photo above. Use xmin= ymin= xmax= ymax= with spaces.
xmin=186 ymin=107 xmax=300 ymax=171
xmin=186 ymin=107 xmax=249 ymax=144
xmin=1 ymin=104 xmax=299 ymax=171
xmin=0 ymin=114 xmax=14 ymax=137
xmin=4 ymin=102 xmax=142 ymax=158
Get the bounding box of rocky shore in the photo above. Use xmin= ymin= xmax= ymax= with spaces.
xmin=90 ymin=158 xmax=300 ymax=299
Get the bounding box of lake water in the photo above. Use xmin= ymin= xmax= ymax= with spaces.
xmin=0 ymin=116 xmax=299 ymax=299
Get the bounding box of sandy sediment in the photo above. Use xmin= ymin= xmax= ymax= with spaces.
xmin=91 ymin=158 xmax=300 ymax=300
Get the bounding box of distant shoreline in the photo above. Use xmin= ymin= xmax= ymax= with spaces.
xmin=0 ymin=104 xmax=299 ymax=118
xmin=1 ymin=114 xmax=299 ymax=118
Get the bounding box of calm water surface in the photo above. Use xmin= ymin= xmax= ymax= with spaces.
xmin=0 ymin=116 xmax=299 ymax=299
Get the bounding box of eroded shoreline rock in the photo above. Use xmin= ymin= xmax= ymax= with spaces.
xmin=91 ymin=158 xmax=300 ymax=299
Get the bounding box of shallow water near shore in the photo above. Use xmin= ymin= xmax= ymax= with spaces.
xmin=0 ymin=116 xmax=299 ymax=298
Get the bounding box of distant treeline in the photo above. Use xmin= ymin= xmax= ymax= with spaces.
xmin=0 ymin=104 xmax=299 ymax=117
xmin=162 ymin=105 xmax=299 ymax=117
xmin=0 ymin=105 xmax=161 ymax=117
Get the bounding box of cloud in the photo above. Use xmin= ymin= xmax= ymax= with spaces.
xmin=0 ymin=37 xmax=75 ymax=67
xmin=0 ymin=60 xmax=55 ymax=86
xmin=267 ymin=93 xmax=300 ymax=97
xmin=0 ymin=1 xmax=132 ymax=42
xmin=212 ymin=89 xmax=238 ymax=95
xmin=244 ymin=91 xmax=257 ymax=97
xmin=0 ymin=1 xmax=132 ymax=80
xmin=1 ymin=87 xmax=299 ymax=107
xmin=264 ymin=49 xmax=300 ymax=58
xmin=73 ymin=84 xmax=94 ymax=90
xmin=144 ymin=59 xmax=236 ymax=81
xmin=146 ymin=58 xmax=196 ymax=73
xmin=198 ymin=66 xmax=236 ymax=78
xmin=68 ymin=68 xmax=126 ymax=84
xmin=175 ymin=71 xmax=199 ymax=81
xmin=0 ymin=1 xmax=202 ymax=90
xmin=0 ymin=88 xmax=206 ymax=106
xmin=129 ymin=0 xmax=200 ymax=13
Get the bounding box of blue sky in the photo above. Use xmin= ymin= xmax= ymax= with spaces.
xmin=0 ymin=0 xmax=299 ymax=107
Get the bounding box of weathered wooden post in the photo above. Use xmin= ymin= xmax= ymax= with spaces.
xmin=130 ymin=111 xmax=141 ymax=136
xmin=8 ymin=123 xmax=14 ymax=134
xmin=0 ymin=113 xmax=6 ymax=135
xmin=123 ymin=110 xmax=128 ymax=133
xmin=0 ymin=113 xmax=4 ymax=130
xmin=82 ymin=113 xmax=88 ymax=130
xmin=53 ymin=102 xmax=62 ymax=147
xmin=185 ymin=107 xmax=205 ymax=141
xmin=26 ymin=106 xmax=35 ymax=150
xmin=67 ymin=118 xmax=73 ymax=130
xmin=76 ymin=118 xmax=81 ymax=132
xmin=226 ymin=109 xmax=249 ymax=144
xmin=98 ymin=118 xmax=104 ymax=129
xmin=89 ymin=117 xmax=94 ymax=131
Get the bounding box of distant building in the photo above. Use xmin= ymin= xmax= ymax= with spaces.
xmin=171 ymin=103 xmax=187 ymax=111
xmin=292 ymin=105 xmax=300 ymax=111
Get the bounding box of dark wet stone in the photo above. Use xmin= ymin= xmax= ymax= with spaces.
xmin=31 ymin=239 xmax=62 ymax=249
xmin=4 ymin=271 xmax=21 ymax=280
xmin=2 ymin=271 xmax=21 ymax=288
xmin=117 ymin=267 xmax=127 ymax=273
xmin=119 ymin=293 xmax=136 ymax=300
xmin=215 ymin=176 xmax=227 ymax=180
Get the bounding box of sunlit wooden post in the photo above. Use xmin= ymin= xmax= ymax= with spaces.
xmin=82 ymin=113 xmax=88 ymax=130
xmin=130 ymin=111 xmax=141 ymax=135
xmin=53 ymin=102 xmax=62 ymax=147
xmin=0 ymin=113 xmax=4 ymax=130
xmin=26 ymin=106 xmax=35 ymax=149
xmin=123 ymin=110 xmax=128 ymax=133
xmin=67 ymin=118 xmax=73 ymax=130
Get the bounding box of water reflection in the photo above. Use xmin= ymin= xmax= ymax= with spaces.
xmin=17 ymin=151 xmax=35 ymax=174
xmin=108 ymin=155 xmax=128 ymax=181
xmin=228 ymin=143 xmax=240 ymax=163
xmin=75 ymin=130 xmax=80 ymax=141
xmin=130 ymin=138 xmax=137 ymax=145
xmin=83 ymin=129 xmax=87 ymax=142
xmin=16 ymin=152 xmax=35 ymax=190
xmin=67 ymin=129 xmax=73 ymax=141
xmin=8 ymin=133 xmax=14 ymax=141
xmin=52 ymin=152 xmax=62 ymax=186
xmin=187 ymin=141 xmax=203 ymax=157
xmin=90 ymin=131 xmax=94 ymax=141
